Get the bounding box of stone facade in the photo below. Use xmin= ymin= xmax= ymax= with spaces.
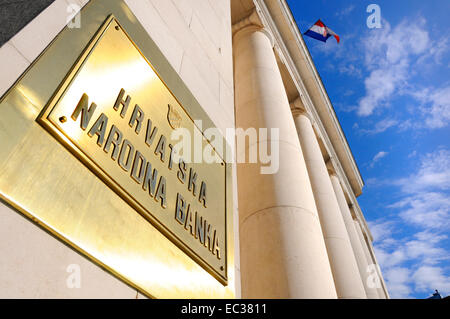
xmin=0 ymin=0 xmax=388 ymax=298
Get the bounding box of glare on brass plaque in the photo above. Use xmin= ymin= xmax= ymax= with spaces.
xmin=37 ymin=16 xmax=227 ymax=283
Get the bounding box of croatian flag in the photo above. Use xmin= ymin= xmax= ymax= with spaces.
xmin=304 ymin=19 xmax=340 ymax=43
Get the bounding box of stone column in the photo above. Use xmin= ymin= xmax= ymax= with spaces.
xmin=329 ymin=173 xmax=375 ymax=299
xmin=291 ymin=107 xmax=366 ymax=299
xmin=353 ymin=219 xmax=383 ymax=298
xmin=371 ymin=255 xmax=389 ymax=298
xmin=364 ymin=228 xmax=389 ymax=299
xmin=233 ymin=12 xmax=337 ymax=298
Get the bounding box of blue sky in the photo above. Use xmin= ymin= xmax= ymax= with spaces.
xmin=287 ymin=0 xmax=450 ymax=298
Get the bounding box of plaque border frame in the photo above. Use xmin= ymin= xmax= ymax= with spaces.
xmin=0 ymin=0 xmax=235 ymax=298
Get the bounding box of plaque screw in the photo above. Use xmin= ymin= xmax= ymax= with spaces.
xmin=220 ymin=266 xmax=224 ymax=271
xmin=59 ymin=116 xmax=67 ymax=123
xmin=115 ymin=25 xmax=120 ymax=31
xmin=221 ymin=162 xmax=224 ymax=166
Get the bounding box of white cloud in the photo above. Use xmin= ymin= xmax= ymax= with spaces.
xmin=412 ymin=86 xmax=450 ymax=129
xmin=408 ymin=151 xmax=417 ymax=158
xmin=389 ymin=149 xmax=450 ymax=230
xmin=412 ymin=266 xmax=450 ymax=296
xmin=363 ymin=19 xmax=429 ymax=69
xmin=359 ymin=118 xmax=398 ymax=134
xmin=373 ymin=151 xmax=388 ymax=162
xmin=368 ymin=220 xmax=393 ymax=242
xmin=404 ymin=233 xmax=449 ymax=265
xmin=355 ymin=18 xmax=450 ymax=131
xmin=358 ymin=64 xmax=407 ymax=116
xmin=364 ymin=177 xmax=378 ymax=187
xmin=396 ymin=149 xmax=450 ymax=193
xmin=310 ymin=15 xmax=448 ymax=132
xmin=372 ymin=227 xmax=450 ymax=298
xmin=357 ymin=19 xmax=430 ymax=116
xmin=384 ymin=267 xmax=413 ymax=298
xmin=417 ymin=37 xmax=449 ymax=66
xmin=335 ymin=5 xmax=355 ymax=18
xmin=343 ymin=89 xmax=354 ymax=97
xmin=396 ymin=192 xmax=450 ymax=230
xmin=338 ymin=63 xmax=362 ymax=78
xmin=369 ymin=151 xmax=388 ymax=168
xmin=377 ymin=246 xmax=407 ymax=269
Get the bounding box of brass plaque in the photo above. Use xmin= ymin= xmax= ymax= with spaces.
xmin=37 ymin=16 xmax=227 ymax=283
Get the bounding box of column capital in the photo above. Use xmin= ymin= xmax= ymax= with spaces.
xmin=232 ymin=10 xmax=274 ymax=47
xmin=232 ymin=9 xmax=263 ymax=34
xmin=290 ymin=96 xmax=310 ymax=118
